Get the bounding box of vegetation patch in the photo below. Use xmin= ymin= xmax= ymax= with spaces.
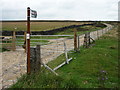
xmin=0 ymin=48 xmax=10 ymax=52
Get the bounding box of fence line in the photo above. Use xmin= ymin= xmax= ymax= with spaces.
xmin=77 ymin=23 xmax=113 ymax=49
xmin=31 ymin=35 xmax=73 ymax=37
xmin=15 ymin=23 xmax=113 ymax=64
xmin=0 ymin=31 xmax=16 ymax=51
xmin=13 ymin=23 xmax=113 ymax=75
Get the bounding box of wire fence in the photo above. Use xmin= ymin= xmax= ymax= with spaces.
xmin=15 ymin=23 xmax=113 ymax=65
xmin=30 ymin=35 xmax=74 ymax=64
xmin=0 ymin=31 xmax=16 ymax=51
xmin=77 ymin=24 xmax=113 ymax=48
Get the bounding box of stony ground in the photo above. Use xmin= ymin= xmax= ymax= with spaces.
xmin=0 ymin=23 xmax=113 ymax=89
xmin=1 ymin=48 xmax=27 ymax=88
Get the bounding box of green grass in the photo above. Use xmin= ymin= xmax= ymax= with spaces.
xmin=54 ymin=25 xmax=104 ymax=35
xmin=10 ymin=26 xmax=119 ymax=88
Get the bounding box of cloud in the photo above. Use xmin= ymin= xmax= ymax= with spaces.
xmin=1 ymin=0 xmax=119 ymax=21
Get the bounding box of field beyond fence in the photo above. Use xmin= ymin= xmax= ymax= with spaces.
xmin=2 ymin=21 xmax=92 ymax=31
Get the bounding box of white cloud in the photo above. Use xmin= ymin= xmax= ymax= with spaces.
xmin=1 ymin=0 xmax=119 ymax=21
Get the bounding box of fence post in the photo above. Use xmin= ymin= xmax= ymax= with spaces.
xmin=74 ymin=28 xmax=78 ymax=51
xmin=83 ymin=33 xmax=87 ymax=48
xmin=30 ymin=45 xmax=41 ymax=73
xmin=64 ymin=41 xmax=69 ymax=64
xmin=12 ymin=31 xmax=16 ymax=51
xmin=30 ymin=47 xmax=35 ymax=72
xmin=36 ymin=45 xmax=41 ymax=71
xmin=88 ymin=32 xmax=90 ymax=45
xmin=24 ymin=31 xmax=27 ymax=53
xmin=83 ymin=32 xmax=90 ymax=48
xmin=97 ymin=30 xmax=99 ymax=40
xmin=77 ymin=36 xmax=80 ymax=51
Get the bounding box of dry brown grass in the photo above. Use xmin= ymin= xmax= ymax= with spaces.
xmin=2 ymin=21 xmax=90 ymax=31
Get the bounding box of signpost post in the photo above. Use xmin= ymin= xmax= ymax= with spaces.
xmin=27 ymin=7 xmax=30 ymax=74
xmin=27 ymin=7 xmax=37 ymax=74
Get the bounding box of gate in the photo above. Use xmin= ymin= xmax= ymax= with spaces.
xmin=0 ymin=31 xmax=16 ymax=51
xmin=31 ymin=35 xmax=74 ymax=74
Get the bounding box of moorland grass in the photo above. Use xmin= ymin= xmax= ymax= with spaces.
xmin=2 ymin=22 xmax=86 ymax=31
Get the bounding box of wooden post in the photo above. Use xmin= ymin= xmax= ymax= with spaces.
xmin=30 ymin=45 xmax=41 ymax=73
xmin=83 ymin=34 xmax=87 ymax=48
xmin=27 ymin=7 xmax=31 ymax=74
xmin=88 ymin=32 xmax=90 ymax=45
xmin=30 ymin=47 xmax=36 ymax=72
xmin=12 ymin=31 xmax=16 ymax=51
xmin=74 ymin=28 xmax=77 ymax=51
xmin=97 ymin=30 xmax=99 ymax=40
xmin=84 ymin=33 xmax=89 ymax=48
xmin=64 ymin=41 xmax=69 ymax=64
xmin=36 ymin=45 xmax=41 ymax=71
xmin=77 ymin=36 xmax=80 ymax=50
xmin=24 ymin=31 xmax=27 ymax=53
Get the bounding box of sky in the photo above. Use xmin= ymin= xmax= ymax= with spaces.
xmin=0 ymin=0 xmax=119 ymax=21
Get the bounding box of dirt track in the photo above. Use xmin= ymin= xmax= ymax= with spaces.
xmin=0 ymin=23 xmax=113 ymax=89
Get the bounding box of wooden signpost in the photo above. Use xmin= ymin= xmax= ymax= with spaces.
xmin=27 ymin=7 xmax=31 ymax=74
xmin=27 ymin=7 xmax=37 ymax=74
